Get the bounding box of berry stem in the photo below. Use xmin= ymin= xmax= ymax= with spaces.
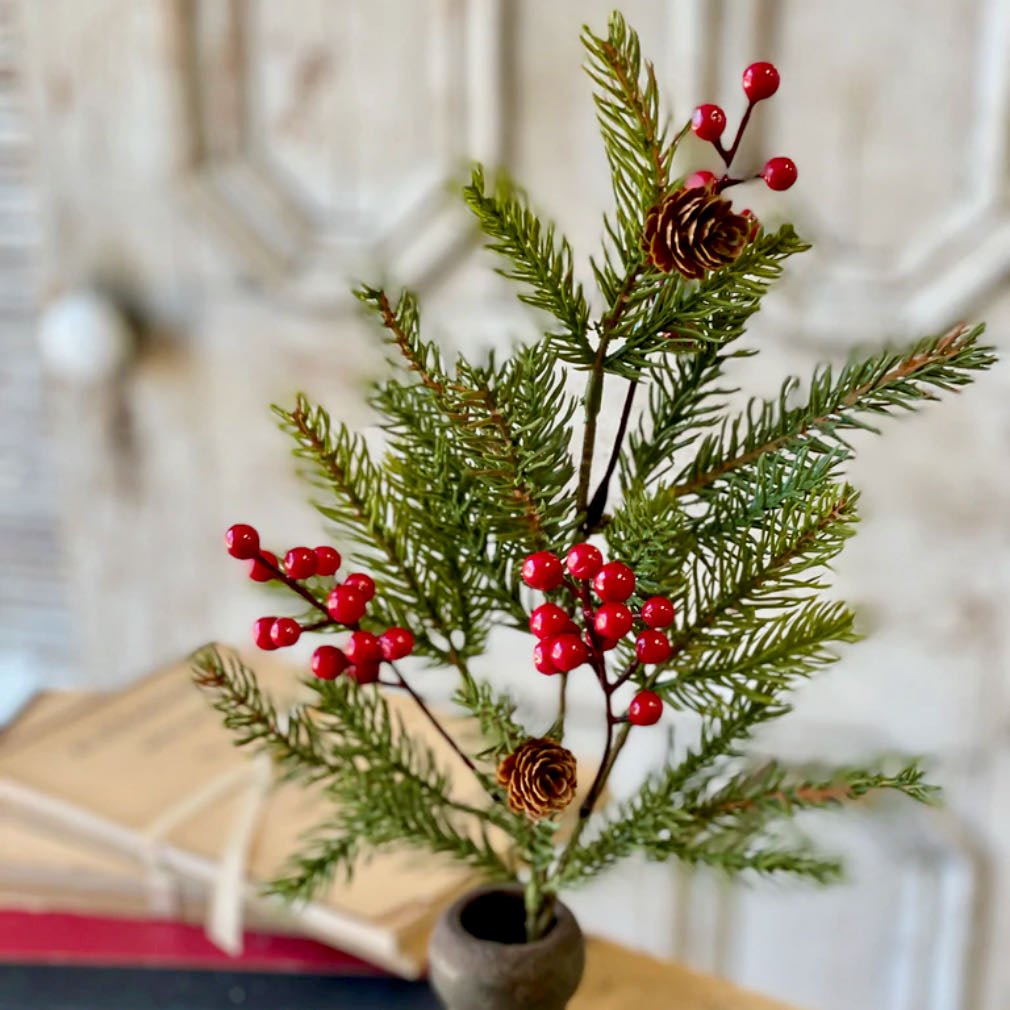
xmin=721 ymin=99 xmax=756 ymax=169
xmin=585 ymin=379 xmax=638 ymax=533
xmin=387 ymin=660 xmax=494 ymax=798
xmin=610 ymin=658 xmax=641 ymax=692
xmin=302 ymin=617 xmax=334 ymax=632
xmin=256 ymin=552 xmax=332 ymax=620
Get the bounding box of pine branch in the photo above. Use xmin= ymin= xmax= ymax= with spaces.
xmin=659 ymin=599 xmax=858 ymax=712
xmin=463 ymin=166 xmax=592 ymax=366
xmin=453 ymin=678 xmax=528 ymax=764
xmin=354 ymin=285 xmax=448 ymax=394
xmin=604 ymin=224 xmax=811 ymax=379
xmin=675 ymin=323 xmax=995 ymax=499
xmin=581 ymin=12 xmax=675 ymax=298
xmin=192 ymin=647 xmax=516 ymax=896
xmin=693 ymin=761 xmax=939 ymax=823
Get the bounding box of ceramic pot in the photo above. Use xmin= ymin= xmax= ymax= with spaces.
xmin=428 ymin=885 xmax=585 ymax=1010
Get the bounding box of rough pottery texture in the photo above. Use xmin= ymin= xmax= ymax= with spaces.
xmin=428 ymin=886 xmax=585 ymax=1010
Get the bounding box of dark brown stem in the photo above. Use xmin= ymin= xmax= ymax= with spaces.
xmin=721 ymin=100 xmax=756 ymax=169
xmin=585 ymin=379 xmax=638 ymax=533
xmin=388 ymin=661 xmax=486 ymax=786
xmin=574 ymin=267 xmax=642 ymax=524
xmin=610 ymin=659 xmax=641 ymax=692
xmin=257 ymin=553 xmax=332 ymax=620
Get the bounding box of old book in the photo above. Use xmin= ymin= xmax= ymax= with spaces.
xmin=0 ymin=649 xmax=496 ymax=978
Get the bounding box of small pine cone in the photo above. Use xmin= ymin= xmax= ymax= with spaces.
xmin=497 ymin=738 xmax=578 ymax=820
xmin=643 ymin=188 xmax=750 ymax=279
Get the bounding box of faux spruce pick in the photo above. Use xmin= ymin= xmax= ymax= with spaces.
xmin=192 ymin=12 xmax=995 ymax=941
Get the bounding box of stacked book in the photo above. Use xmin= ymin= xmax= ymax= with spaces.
xmin=0 ymin=649 xmax=480 ymax=978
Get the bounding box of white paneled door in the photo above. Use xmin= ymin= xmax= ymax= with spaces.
xmin=16 ymin=2 xmax=1010 ymax=1008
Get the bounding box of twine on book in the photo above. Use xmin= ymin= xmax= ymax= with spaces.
xmin=138 ymin=753 xmax=274 ymax=954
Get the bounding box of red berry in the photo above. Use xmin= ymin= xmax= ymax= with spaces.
xmin=284 ymin=546 xmax=317 ymax=580
xmin=248 ymin=550 xmax=278 ymax=582
xmin=345 ymin=630 xmax=383 ymax=666
xmin=594 ymin=602 xmax=633 ymax=640
xmin=380 ymin=627 xmax=415 ymax=661
xmin=311 ymin=645 xmax=348 ymax=680
xmin=548 ymin=633 xmax=589 ymax=672
xmin=529 ymin=603 xmax=572 ymax=640
xmin=628 ymin=690 xmax=664 ymax=726
xmin=270 ymin=617 xmax=302 ymax=648
xmin=635 ymin=630 xmax=672 ymax=665
xmin=533 ymin=640 xmax=559 ymax=675
xmin=691 ymin=104 xmax=726 ymax=142
xmin=565 ymin=543 xmax=603 ymax=580
xmin=742 ymin=61 xmax=780 ymax=102
xmin=684 ymin=170 xmax=717 ymax=190
xmin=762 ymin=156 xmax=797 ymax=191
xmin=252 ymin=617 xmax=278 ymax=651
xmin=347 ymin=663 xmax=380 ymax=685
xmin=521 ymin=551 xmax=564 ymax=591
xmin=641 ymin=596 xmax=676 ymax=629
xmin=226 ymin=524 xmax=260 ymax=560
xmin=343 ymin=572 xmax=376 ymax=602
xmin=314 ymin=546 xmax=341 ymax=577
xmin=326 ymin=585 xmax=367 ymax=625
xmin=593 ymin=561 xmax=636 ymax=603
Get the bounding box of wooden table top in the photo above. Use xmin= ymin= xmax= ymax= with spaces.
xmin=573 ymin=937 xmax=799 ymax=1010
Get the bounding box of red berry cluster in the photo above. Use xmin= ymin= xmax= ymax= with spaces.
xmin=225 ymin=523 xmax=414 ymax=686
xmin=521 ymin=544 xmax=675 ymax=727
xmin=686 ymin=61 xmax=796 ymax=199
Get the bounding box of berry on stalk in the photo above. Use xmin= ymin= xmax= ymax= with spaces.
xmin=742 ymin=61 xmax=780 ymax=102
xmin=284 ymin=546 xmax=317 ymax=580
xmin=522 ymin=551 xmax=564 ymax=591
xmin=640 ymin=596 xmax=675 ymax=629
xmin=762 ymin=156 xmax=797 ymax=191
xmin=380 ymin=627 xmax=415 ymax=661
xmin=548 ymin=633 xmax=589 ymax=672
xmin=593 ymin=602 xmax=633 ymax=641
xmin=343 ymin=572 xmax=376 ymax=602
xmin=530 ymin=603 xmax=573 ymax=640
xmin=225 ymin=524 xmax=259 ymax=560
xmin=326 ymin=585 xmax=367 ymax=625
xmin=565 ymin=543 xmax=603 ymax=580
xmin=345 ymin=630 xmax=383 ymax=666
xmin=270 ymin=617 xmax=301 ymax=648
xmin=311 ymin=645 xmax=348 ymax=680
xmin=628 ymin=690 xmax=664 ymax=726
xmin=314 ymin=546 xmax=341 ymax=577
xmin=635 ymin=629 xmax=672 ymax=665
xmin=533 ymin=640 xmax=558 ymax=675
xmin=252 ymin=616 xmax=278 ymax=651
xmin=248 ymin=551 xmax=278 ymax=583
xmin=347 ymin=663 xmax=380 ymax=685
xmin=684 ymin=170 xmax=717 ymax=190
xmin=691 ymin=104 xmax=726 ymax=142
xmin=593 ymin=561 xmax=636 ymax=603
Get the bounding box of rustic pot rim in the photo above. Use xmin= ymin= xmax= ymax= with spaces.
xmin=441 ymin=883 xmax=575 ymax=950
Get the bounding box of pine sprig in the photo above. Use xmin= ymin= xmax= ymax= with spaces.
xmin=464 ymin=167 xmax=592 ymax=366
xmin=675 ymin=323 xmax=995 ymax=499
xmin=581 ymin=12 xmax=675 ymax=300
xmin=274 ymin=395 xmax=464 ymax=663
xmin=453 ymin=678 xmax=528 ymax=763
xmin=192 ymin=646 xmax=515 ymax=896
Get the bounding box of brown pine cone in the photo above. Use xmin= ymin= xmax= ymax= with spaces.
xmin=497 ymin=738 xmax=578 ymax=820
xmin=643 ymin=187 xmax=750 ymax=279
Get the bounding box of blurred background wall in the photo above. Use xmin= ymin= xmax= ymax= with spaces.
xmin=4 ymin=1 xmax=1010 ymax=1008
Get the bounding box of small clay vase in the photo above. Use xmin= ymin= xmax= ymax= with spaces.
xmin=428 ymin=885 xmax=585 ymax=1010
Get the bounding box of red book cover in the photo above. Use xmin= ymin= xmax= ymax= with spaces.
xmin=0 ymin=909 xmax=385 ymax=975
